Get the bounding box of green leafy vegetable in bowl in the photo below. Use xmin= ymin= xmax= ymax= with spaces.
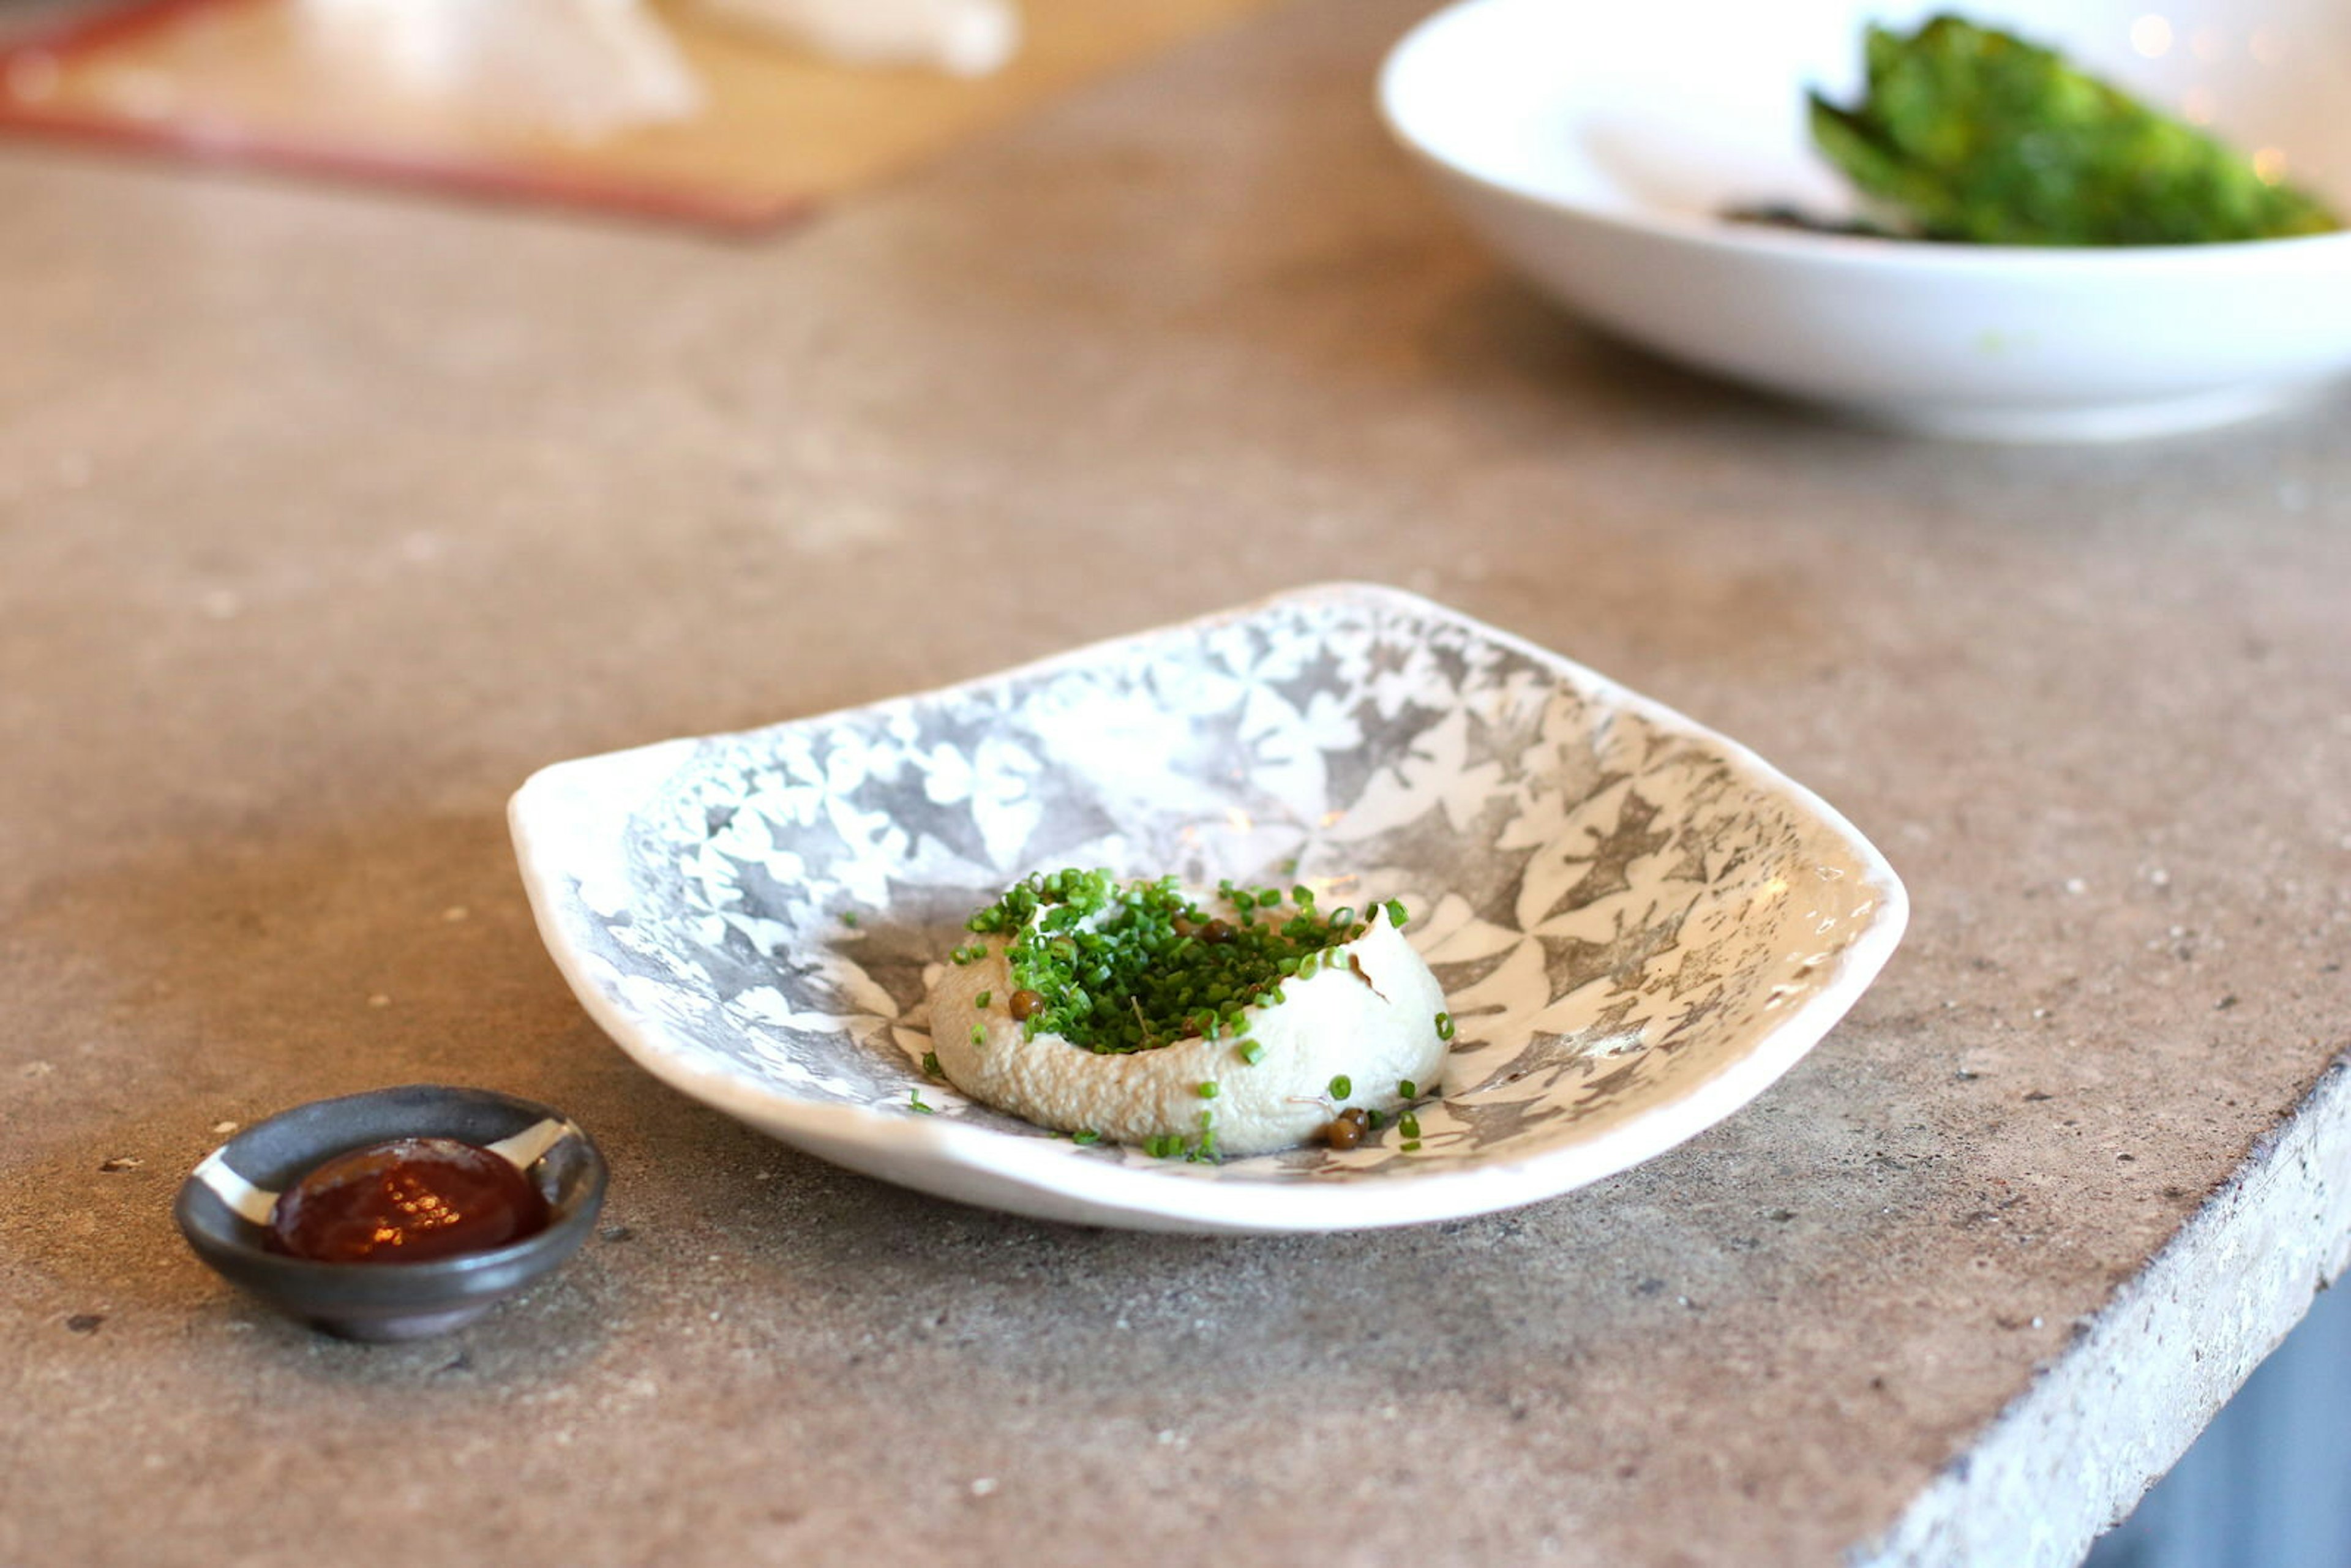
xmin=1805 ymin=13 xmax=2341 ymax=246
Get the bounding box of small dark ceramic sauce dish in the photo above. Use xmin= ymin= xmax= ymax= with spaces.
xmin=174 ymin=1085 xmax=606 ymax=1341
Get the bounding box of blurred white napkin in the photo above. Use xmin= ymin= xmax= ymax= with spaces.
xmin=293 ymin=0 xmax=1021 ymax=148
xmin=298 ymin=0 xmax=703 ymax=140
xmin=697 ymin=0 xmax=1021 ymax=77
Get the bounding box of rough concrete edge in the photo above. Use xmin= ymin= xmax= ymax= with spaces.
xmin=1852 ymin=1051 xmax=2351 ymax=1568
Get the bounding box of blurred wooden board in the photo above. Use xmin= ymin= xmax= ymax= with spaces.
xmin=0 ymin=0 xmax=1280 ymax=228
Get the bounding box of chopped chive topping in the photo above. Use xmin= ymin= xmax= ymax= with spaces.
xmin=921 ymin=1051 xmax=942 ymax=1078
xmin=1401 ymin=1139 xmax=1422 ymax=1153
xmin=958 ymin=869 xmax=1367 ymax=1056
xmin=910 ymin=1090 xmax=935 ymax=1114
xmin=1399 ymin=1112 xmax=1422 ymax=1139
xmin=1365 ymin=1109 xmax=1386 ymax=1131
xmin=1327 ymin=906 xmax=1354 ymax=930
xmin=1072 ymin=1129 xmax=1101 ymax=1146
xmin=1398 ymin=1079 xmax=1418 ymax=1100
xmin=970 ymin=1023 xmax=985 ymax=1046
xmin=841 ymin=910 xmax=860 ymax=928
xmin=1329 ymin=1075 xmax=1353 ymax=1100
xmin=1236 ymin=1040 xmax=1266 ymax=1065
xmin=976 ymin=990 xmax=992 ymax=1008
xmin=1144 ymin=1133 xmax=1184 ymax=1158
xmin=1385 ymin=899 xmax=1408 ymax=927
xmin=1198 ymin=1081 xmax=1219 ymax=1099
xmin=1434 ymin=1011 xmax=1456 ymax=1041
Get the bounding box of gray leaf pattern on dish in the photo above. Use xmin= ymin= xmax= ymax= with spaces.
xmin=545 ymin=586 xmax=1893 ymax=1184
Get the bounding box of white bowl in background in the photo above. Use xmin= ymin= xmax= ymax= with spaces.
xmin=1379 ymin=0 xmax=2351 ymax=440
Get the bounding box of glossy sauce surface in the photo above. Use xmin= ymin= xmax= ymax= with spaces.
xmin=268 ymin=1136 xmax=550 ymax=1264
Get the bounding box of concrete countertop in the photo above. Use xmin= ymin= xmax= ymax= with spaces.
xmin=4 ymin=1 xmax=2348 ymax=1563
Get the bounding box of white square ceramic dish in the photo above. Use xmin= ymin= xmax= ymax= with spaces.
xmin=510 ymin=585 xmax=1907 ymax=1233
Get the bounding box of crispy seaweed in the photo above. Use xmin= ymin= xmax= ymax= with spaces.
xmin=1807 ymin=15 xmax=2340 ymax=246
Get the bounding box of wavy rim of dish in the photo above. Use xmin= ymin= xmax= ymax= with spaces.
xmin=511 ymin=583 xmax=1910 ymax=1232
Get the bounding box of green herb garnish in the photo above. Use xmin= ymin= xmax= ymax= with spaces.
xmin=910 ymin=1090 xmax=936 ymax=1114
xmin=1328 ymin=1074 xmax=1352 ymax=1100
xmin=958 ymin=869 xmax=1370 ymax=1055
xmin=921 ymin=1051 xmax=942 ymax=1078
xmin=1807 ymin=15 xmax=2339 ymax=245
xmin=1434 ymin=1011 xmax=1456 ymax=1041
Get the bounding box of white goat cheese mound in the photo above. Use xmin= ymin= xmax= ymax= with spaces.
xmin=928 ymin=907 xmax=1446 ymax=1156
